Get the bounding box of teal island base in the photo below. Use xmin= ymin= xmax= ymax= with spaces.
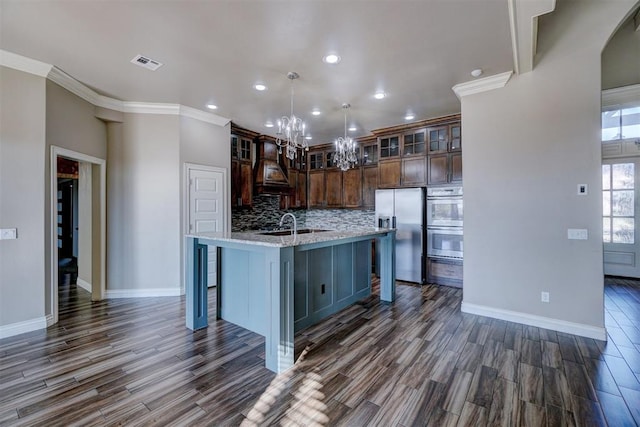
xmin=185 ymin=228 xmax=396 ymax=373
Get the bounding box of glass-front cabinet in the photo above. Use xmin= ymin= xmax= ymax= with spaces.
xmin=403 ymin=129 xmax=426 ymax=156
xmin=428 ymin=126 xmax=449 ymax=153
xmin=379 ymin=135 xmax=400 ymax=158
xmin=362 ymin=143 xmax=378 ymax=165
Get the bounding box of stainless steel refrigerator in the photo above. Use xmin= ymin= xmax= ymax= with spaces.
xmin=375 ymin=188 xmax=425 ymax=284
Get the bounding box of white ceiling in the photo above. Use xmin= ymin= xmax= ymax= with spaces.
xmin=0 ymin=0 xmax=514 ymax=144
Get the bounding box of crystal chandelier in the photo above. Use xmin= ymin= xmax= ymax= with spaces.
xmin=276 ymin=72 xmax=308 ymax=160
xmin=334 ymin=103 xmax=358 ymax=171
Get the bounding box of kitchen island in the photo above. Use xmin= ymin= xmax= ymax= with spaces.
xmin=185 ymin=228 xmax=396 ymax=373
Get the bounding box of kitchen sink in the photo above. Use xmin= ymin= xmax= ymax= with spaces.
xmin=258 ymin=228 xmax=330 ymax=236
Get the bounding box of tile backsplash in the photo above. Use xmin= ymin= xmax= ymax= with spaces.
xmin=232 ymin=195 xmax=375 ymax=231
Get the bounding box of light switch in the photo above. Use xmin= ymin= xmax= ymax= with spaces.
xmin=567 ymin=228 xmax=588 ymax=240
xmin=0 ymin=228 xmax=18 ymax=240
xmin=577 ymin=184 xmax=588 ymax=195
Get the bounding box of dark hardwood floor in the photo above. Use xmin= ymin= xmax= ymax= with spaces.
xmin=1 ymin=277 xmax=639 ymax=426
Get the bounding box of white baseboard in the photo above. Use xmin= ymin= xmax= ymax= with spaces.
xmin=0 ymin=316 xmax=47 ymax=339
xmin=76 ymin=278 xmax=91 ymax=292
xmin=105 ymin=288 xmax=182 ymax=298
xmin=461 ymin=302 xmax=607 ymax=341
xmin=46 ymin=314 xmax=54 ymax=327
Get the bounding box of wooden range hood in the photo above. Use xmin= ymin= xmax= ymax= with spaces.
xmin=254 ymin=136 xmax=294 ymax=195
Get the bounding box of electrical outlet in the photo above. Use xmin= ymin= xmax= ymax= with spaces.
xmin=541 ymin=291 xmax=550 ymax=303
xmin=0 ymin=228 xmax=17 ymax=240
xmin=568 ymin=228 xmax=588 ymax=240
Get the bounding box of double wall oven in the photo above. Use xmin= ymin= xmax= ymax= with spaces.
xmin=426 ymin=186 xmax=463 ymax=260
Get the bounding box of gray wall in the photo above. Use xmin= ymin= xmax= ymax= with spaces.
xmin=107 ymin=113 xmax=181 ymax=291
xmin=602 ymin=11 xmax=640 ymax=90
xmin=461 ymin=0 xmax=637 ymax=332
xmin=0 ymin=66 xmax=46 ymax=327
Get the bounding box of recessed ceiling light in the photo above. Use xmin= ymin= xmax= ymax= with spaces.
xmin=305 ymin=135 xmax=313 ymax=140
xmin=206 ymin=104 xmax=218 ymax=110
xmin=311 ymin=109 xmax=321 ymax=116
xmin=265 ymin=121 xmax=274 ymax=128
xmin=254 ymin=83 xmax=267 ymax=91
xmin=323 ymin=54 xmax=341 ymax=64
xmin=374 ymin=91 xmax=386 ymax=100
xmin=404 ymin=113 xmax=415 ymax=121
xmin=471 ymin=69 xmax=483 ymax=78
xmin=348 ymin=126 xmax=357 ymax=132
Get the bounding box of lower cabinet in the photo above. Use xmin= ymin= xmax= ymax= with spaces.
xmin=426 ymin=257 xmax=462 ymax=287
xmin=293 ymin=240 xmax=372 ymax=332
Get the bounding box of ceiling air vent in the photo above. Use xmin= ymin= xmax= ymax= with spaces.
xmin=130 ymin=54 xmax=163 ymax=71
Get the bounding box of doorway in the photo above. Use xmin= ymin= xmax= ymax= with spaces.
xmin=185 ymin=163 xmax=227 ymax=288
xmin=50 ymin=146 xmax=106 ymax=326
xmin=57 ymin=159 xmax=79 ymax=288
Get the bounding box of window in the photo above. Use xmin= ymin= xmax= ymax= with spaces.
xmin=602 ymin=107 xmax=640 ymax=141
xmin=603 ymin=163 xmax=634 ymax=243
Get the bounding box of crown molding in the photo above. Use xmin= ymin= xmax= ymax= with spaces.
xmin=2 ymin=50 xmax=229 ymax=126
xmin=452 ymin=71 xmax=514 ymax=100
xmin=180 ymin=105 xmax=230 ymax=127
xmin=602 ymin=84 xmax=640 ymax=109
xmin=0 ymin=49 xmax=52 ymax=77
xmin=122 ymin=102 xmax=181 ymax=115
xmin=47 ymin=66 xmax=125 ymax=111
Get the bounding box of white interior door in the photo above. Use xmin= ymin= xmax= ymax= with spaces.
xmin=188 ymin=166 xmax=226 ymax=287
xmin=603 ymin=159 xmax=640 ymax=277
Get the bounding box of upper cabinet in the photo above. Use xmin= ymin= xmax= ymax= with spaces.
xmin=426 ymin=121 xmax=462 ymax=185
xmin=403 ymin=128 xmax=426 ymax=156
xmin=427 ymin=123 xmax=461 ymax=154
xmin=230 ymin=127 xmax=257 ymax=208
xmin=379 ymin=135 xmax=401 ymax=159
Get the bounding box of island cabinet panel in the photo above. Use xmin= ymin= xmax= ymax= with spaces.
xmin=362 ymin=166 xmax=378 ymax=208
xmin=308 ymin=170 xmax=325 ymax=208
xmin=378 ymin=159 xmax=402 ymax=188
xmin=219 ymin=248 xmax=267 ymax=336
xmin=343 ymin=168 xmax=362 ymax=208
xmin=402 ymin=157 xmax=427 ymax=186
xmin=326 ymin=170 xmax=343 ymax=207
xmin=293 ymin=240 xmax=372 ymax=332
xmin=309 ymin=247 xmax=334 ymax=312
xmin=335 ymin=243 xmax=354 ymax=301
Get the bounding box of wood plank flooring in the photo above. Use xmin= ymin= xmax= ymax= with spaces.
xmin=1 ymin=277 xmax=639 ymax=426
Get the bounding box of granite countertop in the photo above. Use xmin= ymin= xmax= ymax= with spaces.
xmin=187 ymin=227 xmax=393 ymax=248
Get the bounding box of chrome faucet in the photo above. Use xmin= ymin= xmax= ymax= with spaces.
xmin=279 ymin=212 xmax=297 ymax=235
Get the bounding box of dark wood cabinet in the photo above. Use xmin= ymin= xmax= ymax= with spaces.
xmin=427 ymin=126 xmax=449 ymax=153
xmin=450 ymin=152 xmax=463 ymax=183
xmin=379 ymin=135 xmax=401 ymax=159
xmin=308 ymin=170 xmax=325 ymax=208
xmin=326 ymin=169 xmax=343 ymax=207
xmin=378 ymin=159 xmax=401 ymax=188
xmin=401 ymin=157 xmax=427 ymax=186
xmin=449 ymin=124 xmax=461 ymax=151
xmin=427 ymin=154 xmax=448 ymax=185
xmin=362 ymin=166 xmax=378 ymax=208
xmin=297 ymin=171 xmax=307 ymax=207
xmin=230 ymin=130 xmax=255 ymax=208
xmin=343 ymin=168 xmax=362 ymax=208
xmin=428 ymin=152 xmax=462 ymax=185
xmin=403 ymin=128 xmax=426 ymax=156
xmin=427 ymin=257 xmax=462 ymax=287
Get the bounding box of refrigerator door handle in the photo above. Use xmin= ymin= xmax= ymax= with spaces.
xmin=392 ymin=216 xmax=397 ymax=228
